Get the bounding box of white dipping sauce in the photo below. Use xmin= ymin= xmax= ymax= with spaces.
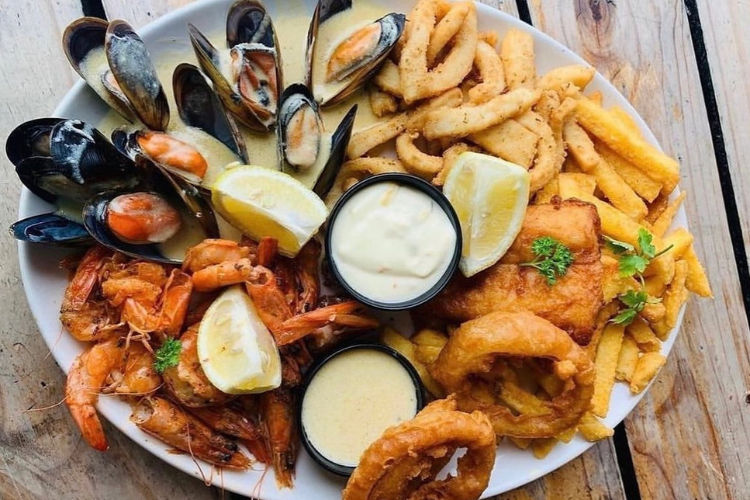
xmin=330 ymin=181 xmax=457 ymax=304
xmin=301 ymin=348 xmax=418 ymax=467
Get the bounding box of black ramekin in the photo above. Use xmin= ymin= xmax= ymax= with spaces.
xmin=298 ymin=343 xmax=425 ymax=477
xmin=325 ymin=173 xmax=462 ymax=311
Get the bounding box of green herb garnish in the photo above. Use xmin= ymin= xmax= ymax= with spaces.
xmin=521 ymin=236 xmax=574 ymax=285
xmin=611 ymin=289 xmax=662 ymax=326
xmin=607 ymin=229 xmax=672 ymax=281
xmin=153 ymin=338 xmax=182 ymax=373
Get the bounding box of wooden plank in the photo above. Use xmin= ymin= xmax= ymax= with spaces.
xmin=527 ymin=1 xmax=750 ymax=499
xmin=0 ymin=1 xmax=218 ymax=499
xmin=694 ymin=0 xmax=750 ymax=253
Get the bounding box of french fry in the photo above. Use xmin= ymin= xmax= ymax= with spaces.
xmin=615 ymin=335 xmax=639 ymax=382
xmin=592 ymin=323 xmax=625 ymax=417
xmin=562 ymin=156 xmax=583 ymax=173
xmin=537 ymin=65 xmax=595 ymax=93
xmin=400 ymin=0 xmax=477 ymax=103
xmin=373 ymin=59 xmax=402 ymax=96
xmin=596 ymin=141 xmax=662 ymax=202
xmin=572 ymin=191 xmax=647 ymax=246
xmin=556 ymin=426 xmax=577 ymax=443
xmin=684 ymin=245 xmax=712 ymax=297
xmin=651 ymin=191 xmax=687 ymax=237
xmin=660 ymin=227 xmax=694 ymax=260
xmin=641 ymin=301 xmax=666 ymax=324
xmin=509 ymin=437 xmax=532 ymax=450
xmin=564 ymin=121 xmax=648 ymax=220
xmin=558 ymin=172 xmax=597 ymax=199
xmin=644 ymin=274 xmax=668 ymax=297
xmin=396 ymin=132 xmax=444 ymax=178
xmin=469 ymin=119 xmax=539 ymax=167
xmin=433 ymin=142 xmax=476 ymax=186
xmin=426 ymin=2 xmax=471 ymax=66
xmin=588 ymin=90 xmax=603 ymax=106
xmin=653 ymin=260 xmax=689 ymax=339
xmin=534 ymin=177 xmax=559 ymax=204
xmin=468 ymin=40 xmax=506 ymax=103
xmin=412 ymin=328 xmax=448 ymax=365
xmin=608 ymin=106 xmax=642 ymax=136
xmin=499 ymin=381 xmax=551 ymax=417
xmin=578 ymin=412 xmax=614 ymax=441
xmin=646 ymin=193 xmax=669 ymax=223
xmin=478 ymin=30 xmax=499 ymax=47
xmin=534 ymin=90 xmax=561 ymax=121
xmin=368 ymin=86 xmax=399 ymax=117
xmin=576 ymin=99 xmax=680 ymax=192
xmin=627 ymin=318 xmax=661 ymax=352
xmin=630 ymin=352 xmax=666 ymax=394
xmin=380 ymin=327 xmax=444 ymax=397
xmin=601 ymin=254 xmax=638 ymax=302
xmin=422 ymin=87 xmax=540 ymax=139
xmin=531 ymin=438 xmax=558 ymax=459
xmin=500 ymin=28 xmax=535 ymax=89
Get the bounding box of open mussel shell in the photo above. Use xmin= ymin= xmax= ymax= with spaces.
xmin=277 ymin=83 xmax=324 ymax=171
xmin=105 ymin=20 xmax=170 ymax=131
xmin=313 ymin=104 xmax=357 ymax=197
xmin=154 ymin=163 xmax=220 ymax=240
xmin=306 ymin=3 xmax=405 ymax=106
xmin=82 ymin=192 xmax=181 ymax=264
xmin=173 ymin=63 xmax=248 ymax=163
xmin=62 ymin=17 xmax=136 ymax=122
xmin=226 ymin=0 xmax=279 ymax=48
xmin=46 ymin=120 xmax=141 ymax=199
xmin=10 ymin=213 xmax=92 ymax=247
xmin=5 ymin=117 xmax=63 ymax=167
xmin=188 ymin=24 xmax=267 ymax=131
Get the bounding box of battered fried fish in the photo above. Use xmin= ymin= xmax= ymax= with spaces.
xmin=422 ymin=199 xmax=603 ymax=344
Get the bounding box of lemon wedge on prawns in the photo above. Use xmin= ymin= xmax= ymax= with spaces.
xmin=197 ymin=286 xmax=281 ymax=394
xmin=443 ymin=152 xmax=530 ymax=277
xmin=211 ymin=165 xmax=328 ymax=257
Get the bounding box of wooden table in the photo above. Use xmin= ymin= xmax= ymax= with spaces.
xmin=1 ymin=0 xmax=748 ymax=498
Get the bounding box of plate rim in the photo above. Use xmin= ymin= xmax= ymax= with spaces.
xmin=16 ymin=0 xmax=687 ymax=497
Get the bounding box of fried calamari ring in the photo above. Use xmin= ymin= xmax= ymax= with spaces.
xmin=343 ymin=397 xmax=496 ymax=500
xmin=431 ymin=311 xmax=595 ymax=438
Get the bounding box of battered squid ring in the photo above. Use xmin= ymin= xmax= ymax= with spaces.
xmin=431 ymin=311 xmax=595 ymax=438
xmin=343 ymin=397 xmax=496 ymax=500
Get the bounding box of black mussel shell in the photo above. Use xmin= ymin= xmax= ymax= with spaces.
xmin=305 ymin=0 xmax=353 ymax=88
xmin=62 ymin=17 xmax=108 ymax=70
xmin=173 ymin=63 xmax=248 ymax=162
xmin=11 ymin=213 xmax=92 ymax=247
xmin=226 ymin=0 xmax=278 ymax=49
xmin=48 ymin=120 xmax=140 ymax=196
xmin=5 ymin=118 xmax=63 ymax=167
xmin=105 ymin=20 xmax=170 ymax=131
xmin=82 ymin=193 xmax=181 ymax=264
xmin=277 ymin=83 xmax=322 ymax=171
xmin=313 ymin=104 xmax=357 ymax=197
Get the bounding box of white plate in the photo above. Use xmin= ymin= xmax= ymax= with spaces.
xmin=17 ymin=0 xmax=687 ymax=498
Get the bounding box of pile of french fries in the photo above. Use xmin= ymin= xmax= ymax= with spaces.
xmin=356 ymin=0 xmax=712 ymax=457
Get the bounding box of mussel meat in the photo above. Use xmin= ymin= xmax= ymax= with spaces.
xmin=83 ymin=192 xmax=184 ymax=264
xmin=189 ymin=0 xmax=282 ymax=131
xmin=306 ymin=1 xmax=404 ymax=106
xmin=276 ymin=84 xmax=357 ymax=197
xmin=173 ymin=63 xmax=249 ymax=163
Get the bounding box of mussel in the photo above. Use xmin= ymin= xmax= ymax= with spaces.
xmin=63 ymin=17 xmax=170 ymax=130
xmin=10 ymin=213 xmax=92 ymax=247
xmin=306 ymin=1 xmax=405 ymax=106
xmin=188 ymin=0 xmax=281 ymax=131
xmin=276 ymin=84 xmax=357 ymax=197
xmin=173 ymin=63 xmax=249 ymax=163
xmin=83 ymin=192 xmax=185 ymax=264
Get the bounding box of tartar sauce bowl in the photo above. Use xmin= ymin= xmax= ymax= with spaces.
xmin=325 ymin=173 xmax=462 ymax=310
xmin=298 ymin=343 xmax=425 ymax=476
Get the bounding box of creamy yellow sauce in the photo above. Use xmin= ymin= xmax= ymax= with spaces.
xmin=87 ymin=1 xmax=388 ymax=260
xmin=301 ymin=348 xmax=418 ymax=467
xmin=330 ymin=181 xmax=457 ymax=304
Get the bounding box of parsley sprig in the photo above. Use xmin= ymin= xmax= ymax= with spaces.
xmin=606 ymin=228 xmax=670 ymax=325
xmin=153 ymin=338 xmax=182 ymax=373
xmin=520 ymin=236 xmax=574 ymax=286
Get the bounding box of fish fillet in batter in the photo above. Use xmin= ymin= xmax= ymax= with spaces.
xmin=421 ymin=199 xmax=603 ymax=345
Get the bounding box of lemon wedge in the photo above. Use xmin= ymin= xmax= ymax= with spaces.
xmin=443 ymin=152 xmax=530 ymax=277
xmin=211 ymin=165 xmax=328 ymax=256
xmin=197 ymin=285 xmax=281 ymax=394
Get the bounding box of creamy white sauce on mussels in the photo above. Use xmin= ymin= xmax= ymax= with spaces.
xmin=88 ymin=0 xmax=388 ymax=260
